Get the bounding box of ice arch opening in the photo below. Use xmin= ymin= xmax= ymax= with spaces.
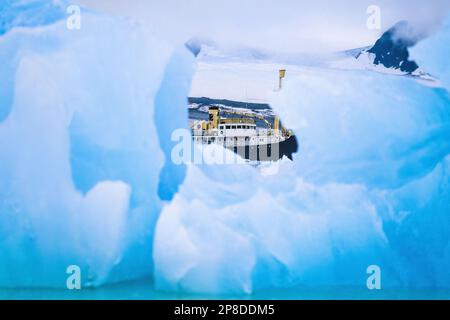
xmin=152 ymin=24 xmax=450 ymax=294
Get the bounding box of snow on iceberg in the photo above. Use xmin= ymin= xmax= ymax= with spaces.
xmin=411 ymin=14 xmax=450 ymax=89
xmin=271 ymin=68 xmax=450 ymax=189
xmin=0 ymin=4 xmax=194 ymax=286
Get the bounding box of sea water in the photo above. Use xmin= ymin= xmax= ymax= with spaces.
xmin=1 ymin=279 xmax=449 ymax=300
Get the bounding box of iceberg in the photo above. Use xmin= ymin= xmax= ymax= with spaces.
xmin=0 ymin=0 xmax=67 ymax=37
xmin=154 ymin=132 xmax=450 ymax=294
xmin=0 ymin=2 xmax=193 ymax=287
xmin=411 ymin=15 xmax=450 ymax=89
xmin=271 ymin=69 xmax=450 ymax=188
xmin=1 ymin=0 xmax=449 ymax=296
xmin=154 ymin=35 xmax=450 ymax=294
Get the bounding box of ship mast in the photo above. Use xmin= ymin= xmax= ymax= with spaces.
xmin=278 ymin=69 xmax=286 ymax=90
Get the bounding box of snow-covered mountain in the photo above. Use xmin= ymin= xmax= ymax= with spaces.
xmin=366 ymin=21 xmax=419 ymax=73
xmin=334 ymin=21 xmax=438 ymax=80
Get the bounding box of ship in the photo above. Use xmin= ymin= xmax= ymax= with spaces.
xmin=190 ymin=107 xmax=297 ymax=161
xmin=190 ymin=69 xmax=297 ymax=161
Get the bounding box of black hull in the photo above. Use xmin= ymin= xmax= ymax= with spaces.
xmin=226 ymin=135 xmax=298 ymax=161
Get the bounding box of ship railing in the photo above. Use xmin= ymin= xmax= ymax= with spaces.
xmin=191 ymin=129 xmax=219 ymax=137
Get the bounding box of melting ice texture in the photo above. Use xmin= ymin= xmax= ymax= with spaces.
xmin=0 ymin=1 xmax=449 ymax=294
xmin=412 ymin=15 xmax=450 ymax=90
xmin=0 ymin=3 xmax=195 ymax=286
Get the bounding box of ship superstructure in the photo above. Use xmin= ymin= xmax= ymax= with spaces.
xmin=190 ymin=106 xmax=296 ymax=161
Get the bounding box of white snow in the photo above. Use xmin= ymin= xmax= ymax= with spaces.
xmin=412 ymin=15 xmax=450 ymax=89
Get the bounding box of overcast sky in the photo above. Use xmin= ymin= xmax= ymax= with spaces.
xmin=76 ymin=0 xmax=450 ymax=53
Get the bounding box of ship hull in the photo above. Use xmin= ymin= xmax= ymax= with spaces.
xmin=226 ymin=135 xmax=298 ymax=161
